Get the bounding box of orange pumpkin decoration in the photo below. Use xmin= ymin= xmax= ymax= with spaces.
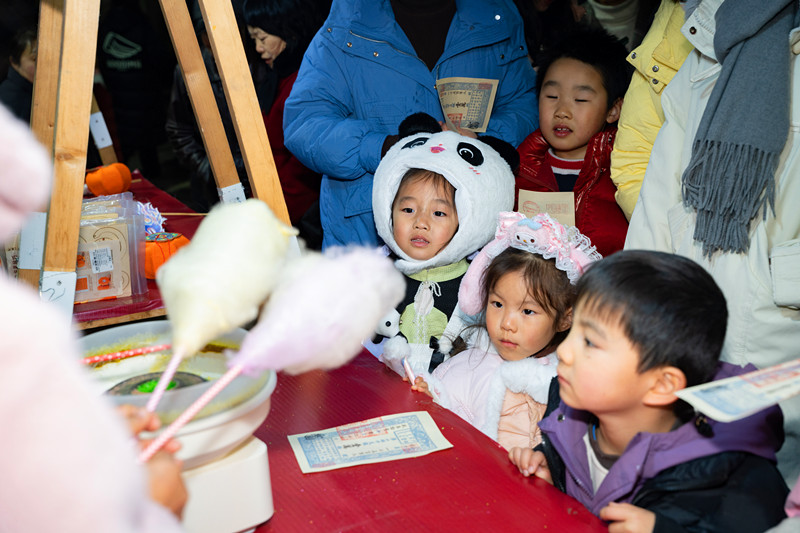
xmin=85 ymin=162 xmax=132 ymax=196
xmin=145 ymin=232 xmax=190 ymax=279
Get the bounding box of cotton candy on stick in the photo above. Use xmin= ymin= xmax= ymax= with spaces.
xmin=138 ymin=247 xmax=406 ymax=462
xmin=145 ymin=199 xmax=297 ymax=412
xmin=230 ymin=246 xmax=407 ymax=375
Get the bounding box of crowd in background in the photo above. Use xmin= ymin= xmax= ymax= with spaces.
xmin=1 ymin=1 xmax=799 ymax=531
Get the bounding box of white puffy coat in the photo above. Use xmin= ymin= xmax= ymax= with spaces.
xmin=626 ymin=0 xmax=800 ymax=483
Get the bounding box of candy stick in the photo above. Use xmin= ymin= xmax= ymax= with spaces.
xmin=145 ymin=346 xmax=186 ymax=412
xmin=139 ymin=363 xmax=243 ymax=463
xmin=402 ymin=358 xmax=416 ymax=386
xmin=81 ymin=343 xmax=171 ymax=365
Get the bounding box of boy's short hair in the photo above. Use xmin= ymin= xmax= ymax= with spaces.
xmin=392 ymin=168 xmax=456 ymax=210
xmin=535 ymin=26 xmax=633 ymax=109
xmin=575 ymin=250 xmax=727 ymax=387
xmin=9 ymin=28 xmax=36 ymax=66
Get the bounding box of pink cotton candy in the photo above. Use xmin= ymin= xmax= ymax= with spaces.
xmin=230 ymin=247 xmax=406 ymax=375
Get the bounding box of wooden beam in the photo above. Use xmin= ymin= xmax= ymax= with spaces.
xmin=18 ymin=0 xmax=65 ymax=289
xmin=90 ymin=95 xmax=118 ymax=166
xmin=41 ymin=0 xmax=101 ymax=311
xmin=31 ymin=0 xmax=63 ymax=152
xmin=198 ymin=0 xmax=291 ymax=224
xmin=157 ymin=0 xmax=241 ymax=194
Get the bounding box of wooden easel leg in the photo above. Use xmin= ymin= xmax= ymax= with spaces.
xmin=158 ymin=0 xmax=244 ymax=203
xmin=40 ymin=0 xmax=102 ymax=314
xmin=198 ymin=0 xmax=291 ymax=224
xmin=17 ymin=0 xmax=65 ymax=290
xmin=90 ymin=95 xmax=118 ymax=166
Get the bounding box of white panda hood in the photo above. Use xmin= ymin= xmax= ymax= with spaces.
xmin=373 ymin=130 xmax=515 ymax=275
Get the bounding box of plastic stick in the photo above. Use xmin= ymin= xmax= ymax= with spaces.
xmin=145 ymin=346 xmax=186 ymax=413
xmin=138 ymin=363 xmax=244 ymax=463
xmin=81 ymin=343 xmax=171 ymax=365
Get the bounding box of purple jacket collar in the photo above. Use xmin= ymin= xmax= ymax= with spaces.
xmin=539 ymin=362 xmax=785 ymax=514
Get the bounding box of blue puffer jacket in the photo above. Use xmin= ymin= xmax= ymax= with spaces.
xmin=283 ymin=0 xmax=538 ymax=248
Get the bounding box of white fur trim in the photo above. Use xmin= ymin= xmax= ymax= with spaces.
xmin=373 ymin=131 xmax=514 ymax=275
xmin=481 ymin=352 xmax=559 ymax=440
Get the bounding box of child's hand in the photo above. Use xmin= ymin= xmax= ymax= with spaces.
xmin=411 ymin=376 xmax=434 ymax=398
xmin=117 ymin=405 xmax=180 ymax=453
xmin=117 ymin=405 xmax=187 ymax=517
xmin=599 ymin=502 xmax=656 ymax=533
xmin=508 ymin=447 xmax=552 ymax=484
xmin=145 ymin=448 xmax=188 ymax=518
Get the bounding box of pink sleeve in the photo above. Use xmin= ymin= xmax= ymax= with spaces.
xmin=787 ymin=476 xmax=800 ymax=518
xmin=0 ymin=277 xmax=184 ymax=533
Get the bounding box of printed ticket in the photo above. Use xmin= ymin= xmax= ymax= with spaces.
xmin=288 ymin=411 xmax=453 ymax=473
xmin=436 ymin=76 xmax=498 ymax=133
xmin=518 ymin=190 xmax=576 ymax=227
xmin=676 ymin=358 xmax=800 ymax=422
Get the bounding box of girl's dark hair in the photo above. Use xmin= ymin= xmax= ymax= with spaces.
xmin=481 ymin=247 xmax=576 ymax=350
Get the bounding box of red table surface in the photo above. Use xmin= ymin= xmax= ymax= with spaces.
xmin=72 ymin=174 xmax=202 ymax=324
xmin=253 ymin=352 xmax=607 ymax=532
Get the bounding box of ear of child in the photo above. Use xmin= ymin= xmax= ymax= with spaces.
xmin=557 ymin=308 xmax=573 ymax=333
xmin=642 ymin=366 xmax=687 ymax=407
xmin=605 ymin=97 xmax=623 ymax=125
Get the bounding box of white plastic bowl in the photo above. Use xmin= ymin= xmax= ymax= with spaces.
xmin=80 ymin=320 xmax=276 ymax=469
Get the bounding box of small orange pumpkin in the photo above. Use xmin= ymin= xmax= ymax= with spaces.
xmin=145 ymin=232 xmax=190 ymax=279
xmin=85 ymin=162 xmax=132 ymax=196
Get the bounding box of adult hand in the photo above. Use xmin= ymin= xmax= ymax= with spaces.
xmin=440 ymin=122 xmax=478 ymax=138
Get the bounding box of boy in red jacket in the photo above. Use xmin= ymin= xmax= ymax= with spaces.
xmin=516 ymin=27 xmax=632 ymax=257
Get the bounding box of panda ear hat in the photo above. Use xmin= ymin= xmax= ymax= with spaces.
xmin=373 ymin=113 xmax=516 ymax=275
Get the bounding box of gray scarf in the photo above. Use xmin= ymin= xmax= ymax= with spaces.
xmin=681 ymin=0 xmax=796 ymax=256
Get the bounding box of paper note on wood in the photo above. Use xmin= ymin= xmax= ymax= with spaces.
xmin=75 ymin=219 xmax=132 ymax=303
xmin=288 ymin=411 xmax=453 ymax=473
xmin=437 ymin=77 xmax=498 ymax=133
xmin=676 ymin=358 xmax=800 ymax=422
xmin=518 ymin=190 xmax=576 ymax=227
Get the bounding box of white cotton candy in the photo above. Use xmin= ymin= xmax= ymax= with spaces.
xmin=157 ymin=199 xmax=297 ymax=357
xmin=230 ymin=246 xmax=406 ymax=375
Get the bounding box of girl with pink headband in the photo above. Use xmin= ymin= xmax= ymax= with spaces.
xmin=413 ymin=211 xmax=600 ymax=451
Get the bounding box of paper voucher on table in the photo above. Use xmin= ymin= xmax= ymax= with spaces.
xmin=288 ymin=411 xmax=453 ymax=473
xmin=675 ymin=358 xmax=800 ymax=423
xmin=437 ymin=77 xmax=498 ymax=133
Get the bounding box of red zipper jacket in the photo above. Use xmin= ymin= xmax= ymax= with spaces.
xmin=515 ymin=128 xmax=628 ymax=257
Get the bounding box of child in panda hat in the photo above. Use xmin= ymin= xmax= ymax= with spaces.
xmin=371 ymin=113 xmax=517 ymax=377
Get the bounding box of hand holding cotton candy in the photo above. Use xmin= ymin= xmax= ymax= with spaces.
xmin=139 ymin=246 xmax=406 ymax=462
xmin=147 ymin=199 xmax=297 ymax=411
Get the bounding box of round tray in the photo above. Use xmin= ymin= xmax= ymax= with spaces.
xmin=80 ymin=319 xmax=277 ymax=469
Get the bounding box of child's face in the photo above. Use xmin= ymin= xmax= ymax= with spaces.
xmin=538 ymin=57 xmax=620 ymax=160
xmin=486 ymin=269 xmax=560 ymax=361
xmin=392 ymin=176 xmax=458 ymax=261
xmin=556 ymin=303 xmax=661 ymax=417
